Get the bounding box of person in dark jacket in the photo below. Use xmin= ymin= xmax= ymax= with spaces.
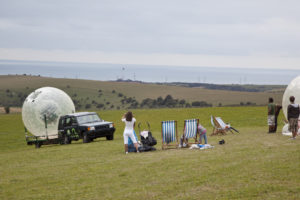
xmin=287 ymin=96 xmax=300 ymax=139
xmin=267 ymin=97 xmax=276 ymax=133
xmin=274 ymin=105 xmax=282 ymax=132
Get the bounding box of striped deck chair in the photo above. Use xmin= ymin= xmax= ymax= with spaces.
xmin=183 ymin=119 xmax=199 ymax=145
xmin=211 ymin=116 xmax=227 ymax=135
xmin=161 ymin=120 xmax=178 ymax=150
xmin=211 ymin=116 xmax=238 ymax=136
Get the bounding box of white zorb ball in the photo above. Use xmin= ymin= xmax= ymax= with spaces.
xmin=22 ymin=87 xmax=75 ymax=137
xmin=282 ymin=76 xmax=300 ymax=120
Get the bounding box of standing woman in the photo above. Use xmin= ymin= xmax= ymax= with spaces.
xmin=287 ymin=96 xmax=300 ymax=139
xmin=122 ymin=111 xmax=139 ymax=154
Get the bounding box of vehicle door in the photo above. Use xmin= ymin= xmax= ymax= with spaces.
xmin=64 ymin=117 xmax=73 ymax=138
xmin=58 ymin=117 xmax=65 ymax=138
xmin=70 ymin=116 xmax=80 ymax=139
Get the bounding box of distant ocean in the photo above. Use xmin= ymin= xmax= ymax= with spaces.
xmin=0 ymin=60 xmax=299 ymax=85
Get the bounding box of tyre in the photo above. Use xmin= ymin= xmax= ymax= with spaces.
xmin=64 ymin=135 xmax=70 ymax=144
xmin=106 ymin=134 xmax=114 ymax=140
xmin=83 ymin=132 xmax=90 ymax=143
xmin=35 ymin=142 xmax=41 ymax=148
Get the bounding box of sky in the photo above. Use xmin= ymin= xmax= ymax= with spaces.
xmin=0 ymin=0 xmax=300 ymax=70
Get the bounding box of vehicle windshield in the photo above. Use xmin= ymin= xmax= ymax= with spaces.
xmin=76 ymin=114 xmax=102 ymax=124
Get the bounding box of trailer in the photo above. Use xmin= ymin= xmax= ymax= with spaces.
xmin=25 ymin=115 xmax=63 ymax=148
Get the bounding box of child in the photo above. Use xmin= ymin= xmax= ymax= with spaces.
xmin=127 ymin=130 xmax=139 ymax=152
xmin=198 ymin=124 xmax=207 ymax=144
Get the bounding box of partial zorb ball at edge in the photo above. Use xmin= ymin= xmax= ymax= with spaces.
xmin=22 ymin=87 xmax=75 ymax=137
xmin=282 ymin=76 xmax=300 ymax=120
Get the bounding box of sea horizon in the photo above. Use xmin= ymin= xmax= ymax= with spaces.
xmin=0 ymin=59 xmax=299 ymax=85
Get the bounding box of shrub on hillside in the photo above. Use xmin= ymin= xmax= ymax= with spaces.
xmin=185 ymin=103 xmax=191 ymax=108
xmin=96 ymin=103 xmax=104 ymax=108
xmin=191 ymin=101 xmax=212 ymax=107
xmin=4 ymin=106 xmax=10 ymax=114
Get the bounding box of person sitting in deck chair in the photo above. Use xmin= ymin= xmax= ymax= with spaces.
xmin=217 ymin=117 xmax=239 ymax=133
xmin=211 ymin=116 xmax=239 ymax=135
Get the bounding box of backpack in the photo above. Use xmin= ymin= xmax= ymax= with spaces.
xmin=141 ymin=131 xmax=157 ymax=146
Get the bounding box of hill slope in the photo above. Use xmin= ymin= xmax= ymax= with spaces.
xmin=0 ymin=75 xmax=285 ymax=110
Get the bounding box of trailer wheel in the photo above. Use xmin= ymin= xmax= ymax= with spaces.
xmin=106 ymin=134 xmax=114 ymax=140
xmin=83 ymin=132 xmax=90 ymax=143
xmin=35 ymin=142 xmax=41 ymax=148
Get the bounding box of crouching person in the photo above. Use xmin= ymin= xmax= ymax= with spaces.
xmin=179 ymin=123 xmax=208 ymax=147
xmin=128 ymin=130 xmax=140 ymax=152
xmin=198 ymin=124 xmax=207 ymax=144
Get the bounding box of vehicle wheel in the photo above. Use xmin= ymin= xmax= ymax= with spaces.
xmin=106 ymin=134 xmax=114 ymax=140
xmin=35 ymin=142 xmax=41 ymax=148
xmin=83 ymin=132 xmax=90 ymax=143
xmin=64 ymin=135 xmax=70 ymax=144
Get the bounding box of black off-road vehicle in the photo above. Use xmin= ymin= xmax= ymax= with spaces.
xmin=58 ymin=112 xmax=115 ymax=144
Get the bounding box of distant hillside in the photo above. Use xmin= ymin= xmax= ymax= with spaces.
xmin=0 ymin=75 xmax=285 ymax=111
xmin=116 ymin=79 xmax=285 ymax=92
xmin=166 ymin=82 xmax=285 ymax=92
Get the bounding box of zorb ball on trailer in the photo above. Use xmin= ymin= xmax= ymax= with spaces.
xmin=282 ymin=76 xmax=300 ymax=136
xmin=22 ymin=87 xmax=75 ymax=137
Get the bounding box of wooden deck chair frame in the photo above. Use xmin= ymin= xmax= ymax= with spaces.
xmin=211 ymin=116 xmax=233 ymax=136
xmin=182 ymin=119 xmax=199 ymax=145
xmin=161 ymin=120 xmax=178 ymax=150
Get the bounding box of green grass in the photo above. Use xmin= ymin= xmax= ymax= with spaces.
xmin=0 ymin=107 xmax=299 ymax=200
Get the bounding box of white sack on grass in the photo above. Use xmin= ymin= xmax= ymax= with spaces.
xmin=282 ymin=123 xmax=300 ymax=136
xmin=282 ymin=124 xmax=292 ymax=136
xmin=189 ymin=144 xmax=214 ymax=150
xmin=140 ymin=131 xmax=149 ymax=138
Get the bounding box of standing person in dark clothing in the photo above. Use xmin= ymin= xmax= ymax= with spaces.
xmin=267 ymin=97 xmax=276 ymax=133
xmin=274 ymin=105 xmax=282 ymax=132
xmin=287 ymin=96 xmax=299 ymax=139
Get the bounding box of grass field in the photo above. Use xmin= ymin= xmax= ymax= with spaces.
xmin=0 ymin=75 xmax=285 ymax=110
xmin=0 ymin=107 xmax=299 ymax=199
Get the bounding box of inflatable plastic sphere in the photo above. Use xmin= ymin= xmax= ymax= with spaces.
xmin=282 ymin=76 xmax=300 ymax=120
xmin=22 ymin=87 xmax=75 ymax=137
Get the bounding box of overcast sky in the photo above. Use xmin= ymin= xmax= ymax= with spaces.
xmin=0 ymin=0 xmax=300 ymax=69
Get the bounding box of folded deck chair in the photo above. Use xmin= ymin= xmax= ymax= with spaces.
xmin=211 ymin=116 xmax=239 ymax=136
xmin=182 ymin=119 xmax=199 ymax=145
xmin=161 ymin=120 xmax=178 ymax=150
